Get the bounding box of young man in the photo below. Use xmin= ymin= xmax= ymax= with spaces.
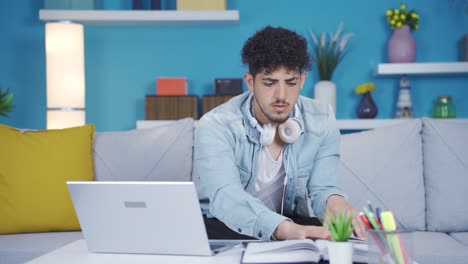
xmin=193 ymin=26 xmax=366 ymax=241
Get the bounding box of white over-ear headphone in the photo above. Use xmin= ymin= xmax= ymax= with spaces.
xmin=245 ymin=93 xmax=302 ymax=146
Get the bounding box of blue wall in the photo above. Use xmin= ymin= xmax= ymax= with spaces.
xmin=1 ymin=0 xmax=467 ymax=131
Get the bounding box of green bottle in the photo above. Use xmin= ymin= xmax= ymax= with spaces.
xmin=432 ymin=95 xmax=456 ymax=118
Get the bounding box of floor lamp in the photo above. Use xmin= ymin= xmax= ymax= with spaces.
xmin=45 ymin=21 xmax=85 ymax=129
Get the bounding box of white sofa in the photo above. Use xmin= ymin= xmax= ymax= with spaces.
xmin=0 ymin=118 xmax=195 ymax=264
xmin=1 ymin=117 xmax=467 ymax=264
xmin=339 ymin=118 xmax=468 ymax=264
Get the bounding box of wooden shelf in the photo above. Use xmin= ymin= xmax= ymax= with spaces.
xmin=377 ymin=62 xmax=468 ymax=75
xmin=145 ymin=95 xmax=198 ymax=120
xmin=202 ymin=95 xmax=235 ymax=115
xmin=39 ymin=9 xmax=240 ymax=26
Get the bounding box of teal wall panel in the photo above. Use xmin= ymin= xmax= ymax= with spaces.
xmin=0 ymin=0 xmax=467 ymax=131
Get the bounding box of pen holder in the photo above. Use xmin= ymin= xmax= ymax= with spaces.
xmin=367 ymin=229 xmax=416 ymax=264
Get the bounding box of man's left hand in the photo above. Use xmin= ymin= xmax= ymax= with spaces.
xmin=324 ymin=195 xmax=367 ymax=240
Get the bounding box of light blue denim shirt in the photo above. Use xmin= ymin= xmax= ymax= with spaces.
xmin=193 ymin=92 xmax=345 ymax=241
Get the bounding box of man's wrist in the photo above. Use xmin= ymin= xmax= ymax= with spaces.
xmin=326 ymin=194 xmax=345 ymax=206
xmin=272 ymin=219 xmax=294 ymax=240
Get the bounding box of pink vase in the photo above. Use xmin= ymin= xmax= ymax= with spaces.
xmin=387 ymin=25 xmax=416 ymax=63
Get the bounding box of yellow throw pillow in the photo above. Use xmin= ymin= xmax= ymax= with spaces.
xmin=0 ymin=124 xmax=95 ymax=234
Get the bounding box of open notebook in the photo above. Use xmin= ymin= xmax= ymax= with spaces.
xmin=241 ymin=238 xmax=368 ymax=264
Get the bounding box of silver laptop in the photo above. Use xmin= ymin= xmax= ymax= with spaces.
xmin=67 ymin=181 xmax=242 ymax=256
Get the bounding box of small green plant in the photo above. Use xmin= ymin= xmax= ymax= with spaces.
xmin=0 ymin=87 xmax=15 ymax=117
xmin=325 ymin=210 xmax=354 ymax=242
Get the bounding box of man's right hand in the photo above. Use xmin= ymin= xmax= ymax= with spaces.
xmin=273 ymin=220 xmax=331 ymax=240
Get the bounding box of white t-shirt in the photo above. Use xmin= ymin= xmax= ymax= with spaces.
xmin=249 ymin=147 xmax=286 ymax=213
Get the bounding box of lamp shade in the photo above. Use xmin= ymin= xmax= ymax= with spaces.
xmin=45 ymin=22 xmax=85 ymax=129
xmin=47 ymin=110 xmax=85 ymax=129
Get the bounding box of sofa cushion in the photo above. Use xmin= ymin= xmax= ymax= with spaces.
xmin=450 ymin=232 xmax=468 ymax=247
xmin=0 ymin=124 xmax=95 ymax=234
xmin=423 ymin=118 xmax=468 ymax=232
xmin=403 ymin=231 xmax=468 ymax=264
xmin=339 ymin=119 xmax=426 ymax=231
xmin=0 ymin=231 xmax=83 ymax=264
xmin=93 ymin=118 xmax=194 ymax=181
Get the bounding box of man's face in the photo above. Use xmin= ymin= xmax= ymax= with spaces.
xmin=244 ymin=66 xmax=307 ymax=125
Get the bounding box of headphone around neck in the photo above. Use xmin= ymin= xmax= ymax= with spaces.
xmin=245 ymin=93 xmax=302 ymax=146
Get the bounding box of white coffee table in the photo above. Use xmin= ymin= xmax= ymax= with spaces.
xmin=26 ymin=239 xmax=243 ymax=264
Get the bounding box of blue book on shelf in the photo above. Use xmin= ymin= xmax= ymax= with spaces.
xmin=44 ymin=0 xmax=99 ymax=10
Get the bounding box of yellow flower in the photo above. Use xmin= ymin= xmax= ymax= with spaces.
xmin=386 ymin=4 xmax=420 ymax=31
xmin=355 ymin=83 xmax=376 ymax=95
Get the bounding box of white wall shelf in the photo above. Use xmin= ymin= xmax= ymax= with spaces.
xmin=39 ymin=10 xmax=240 ymax=26
xmin=335 ymin=119 xmax=413 ymax=130
xmin=377 ymin=62 xmax=468 ymax=76
xmin=342 ymin=118 xmax=468 ymax=129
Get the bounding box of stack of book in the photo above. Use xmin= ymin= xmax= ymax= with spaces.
xmin=176 ymin=0 xmax=226 ymax=10
xmin=156 ymin=77 xmax=187 ymax=96
xmin=461 ymin=34 xmax=468 ymax=61
xmin=131 ymin=0 xmax=161 ymax=10
xmin=214 ymin=78 xmax=243 ymax=95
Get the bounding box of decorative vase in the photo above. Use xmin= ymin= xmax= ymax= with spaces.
xmin=388 ymin=25 xmax=416 ymax=63
xmin=314 ymin=80 xmax=336 ymax=114
xmin=356 ymin=92 xmax=378 ymax=119
xmin=328 ymin=241 xmax=353 ymax=264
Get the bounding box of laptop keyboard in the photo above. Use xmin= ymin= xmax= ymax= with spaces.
xmin=210 ymin=244 xmax=227 ymax=251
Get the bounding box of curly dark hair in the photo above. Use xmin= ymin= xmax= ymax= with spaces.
xmin=241 ymin=26 xmax=311 ymax=77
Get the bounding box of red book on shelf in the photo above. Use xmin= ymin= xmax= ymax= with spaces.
xmin=156 ymin=77 xmax=187 ymax=95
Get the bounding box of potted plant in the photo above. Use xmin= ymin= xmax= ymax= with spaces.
xmin=0 ymin=87 xmax=14 ymax=117
xmin=325 ymin=210 xmax=354 ymax=264
xmin=385 ymin=3 xmax=420 ymax=62
xmin=355 ymin=82 xmax=378 ymax=119
xmin=309 ymin=22 xmax=353 ymax=114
